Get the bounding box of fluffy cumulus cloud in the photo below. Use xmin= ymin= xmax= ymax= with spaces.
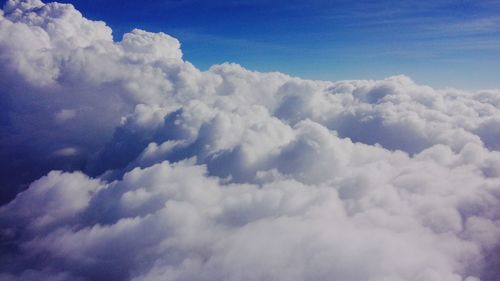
xmin=0 ymin=1 xmax=499 ymax=280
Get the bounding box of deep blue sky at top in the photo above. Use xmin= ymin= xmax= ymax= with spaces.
xmin=4 ymin=0 xmax=500 ymax=89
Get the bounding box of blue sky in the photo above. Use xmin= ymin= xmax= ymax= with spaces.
xmin=5 ymin=0 xmax=500 ymax=89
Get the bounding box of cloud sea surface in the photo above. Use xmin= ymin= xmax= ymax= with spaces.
xmin=0 ymin=1 xmax=499 ymax=280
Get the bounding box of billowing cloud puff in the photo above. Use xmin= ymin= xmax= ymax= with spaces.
xmin=0 ymin=1 xmax=499 ymax=280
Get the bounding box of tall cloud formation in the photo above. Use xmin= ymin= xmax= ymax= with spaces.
xmin=0 ymin=1 xmax=499 ymax=280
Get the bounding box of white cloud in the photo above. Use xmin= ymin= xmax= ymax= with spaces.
xmin=0 ymin=1 xmax=499 ymax=280
xmin=2 ymin=156 xmax=498 ymax=280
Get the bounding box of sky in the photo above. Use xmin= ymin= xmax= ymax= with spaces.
xmin=5 ymin=0 xmax=498 ymax=90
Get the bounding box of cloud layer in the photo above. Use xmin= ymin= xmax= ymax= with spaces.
xmin=0 ymin=1 xmax=499 ymax=280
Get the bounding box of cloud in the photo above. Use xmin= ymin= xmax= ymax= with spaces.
xmin=0 ymin=1 xmax=499 ymax=281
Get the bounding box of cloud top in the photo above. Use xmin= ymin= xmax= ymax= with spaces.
xmin=0 ymin=1 xmax=499 ymax=281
